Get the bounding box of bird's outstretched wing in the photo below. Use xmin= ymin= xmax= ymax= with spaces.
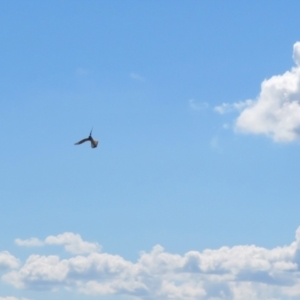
xmin=74 ymin=138 xmax=90 ymax=145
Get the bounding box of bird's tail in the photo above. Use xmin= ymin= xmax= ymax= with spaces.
xmin=89 ymin=127 xmax=93 ymax=137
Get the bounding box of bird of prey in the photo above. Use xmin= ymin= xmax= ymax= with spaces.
xmin=74 ymin=128 xmax=98 ymax=148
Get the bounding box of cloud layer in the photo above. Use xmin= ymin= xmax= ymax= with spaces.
xmin=216 ymin=41 xmax=300 ymax=142
xmin=3 ymin=229 xmax=300 ymax=299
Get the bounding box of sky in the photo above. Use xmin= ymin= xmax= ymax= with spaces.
xmin=2 ymin=1 xmax=300 ymax=299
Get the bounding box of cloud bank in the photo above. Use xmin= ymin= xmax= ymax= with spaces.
xmin=3 ymin=229 xmax=300 ymax=299
xmin=215 ymin=41 xmax=300 ymax=142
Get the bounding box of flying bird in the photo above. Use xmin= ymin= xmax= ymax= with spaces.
xmin=75 ymin=128 xmax=98 ymax=148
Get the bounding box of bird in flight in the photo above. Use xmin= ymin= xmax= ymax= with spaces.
xmin=74 ymin=128 xmax=98 ymax=148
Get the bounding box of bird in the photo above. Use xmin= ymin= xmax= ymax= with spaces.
xmin=74 ymin=128 xmax=98 ymax=148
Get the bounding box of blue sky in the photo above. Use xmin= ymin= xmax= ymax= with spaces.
xmin=2 ymin=1 xmax=300 ymax=299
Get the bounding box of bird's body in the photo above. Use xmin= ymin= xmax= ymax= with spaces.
xmin=75 ymin=129 xmax=98 ymax=148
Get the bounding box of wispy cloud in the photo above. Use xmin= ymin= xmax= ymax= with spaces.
xmin=214 ymin=100 xmax=253 ymax=114
xmin=215 ymin=41 xmax=300 ymax=142
xmin=75 ymin=68 xmax=89 ymax=77
xmin=130 ymin=72 xmax=145 ymax=82
xmin=189 ymin=99 xmax=209 ymax=111
xmin=210 ymin=136 xmax=222 ymax=152
xmin=5 ymin=227 xmax=300 ymax=299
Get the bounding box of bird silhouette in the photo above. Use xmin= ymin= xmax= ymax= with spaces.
xmin=75 ymin=128 xmax=98 ymax=148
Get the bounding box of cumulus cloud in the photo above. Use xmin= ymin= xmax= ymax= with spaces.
xmin=4 ymin=228 xmax=300 ymax=299
xmin=216 ymin=41 xmax=300 ymax=142
xmin=45 ymin=232 xmax=100 ymax=254
xmin=15 ymin=233 xmax=100 ymax=255
xmin=0 ymin=252 xmax=19 ymax=270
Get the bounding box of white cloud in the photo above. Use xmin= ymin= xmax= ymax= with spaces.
xmin=15 ymin=238 xmax=43 ymax=247
xmin=189 ymin=99 xmax=209 ymax=111
xmin=216 ymin=42 xmax=300 ymax=142
xmin=4 ymin=228 xmax=300 ymax=299
xmin=0 ymin=252 xmax=20 ymax=270
xmin=214 ymin=100 xmax=253 ymax=114
xmin=45 ymin=232 xmax=100 ymax=254
xmin=15 ymin=232 xmax=100 ymax=255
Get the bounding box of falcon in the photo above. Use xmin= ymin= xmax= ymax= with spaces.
xmin=75 ymin=128 xmax=98 ymax=148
